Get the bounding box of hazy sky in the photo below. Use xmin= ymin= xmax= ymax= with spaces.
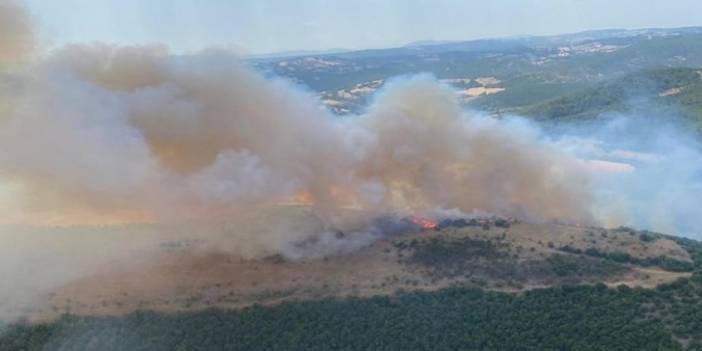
xmin=24 ymin=0 xmax=702 ymax=54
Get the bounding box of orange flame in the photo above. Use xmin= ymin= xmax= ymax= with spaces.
xmin=410 ymin=216 xmax=438 ymax=230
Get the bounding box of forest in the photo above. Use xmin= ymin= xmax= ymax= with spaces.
xmin=2 ymin=279 xmax=702 ymax=350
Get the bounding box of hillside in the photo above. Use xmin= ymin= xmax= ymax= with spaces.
xmin=4 ymin=282 xmax=702 ymax=350
xmin=4 ymin=218 xmax=693 ymax=320
xmin=0 ymin=219 xmax=702 ymax=350
xmin=251 ymin=28 xmax=702 ymax=116
xmin=4 ymin=0 xmax=702 ymax=348
xmin=2 ymin=210 xmax=702 ymax=349
xmin=520 ymin=68 xmax=702 ymax=128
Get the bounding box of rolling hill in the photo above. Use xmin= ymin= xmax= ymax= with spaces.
xmin=5 ymin=25 xmax=702 ymax=351
xmin=2 ymin=210 xmax=702 ymax=350
xmin=519 ymin=68 xmax=702 ymax=128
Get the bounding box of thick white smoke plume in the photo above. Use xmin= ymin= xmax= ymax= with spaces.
xmin=0 ymin=40 xmax=593 ymax=230
xmin=0 ymin=42 xmax=594 ymax=247
xmin=0 ymin=1 xmax=596 ymax=315
xmin=2 ymin=0 xmax=701 ymax=321
xmin=0 ymin=0 xmax=33 ymax=65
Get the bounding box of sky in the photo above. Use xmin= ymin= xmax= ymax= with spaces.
xmin=22 ymin=0 xmax=702 ymax=55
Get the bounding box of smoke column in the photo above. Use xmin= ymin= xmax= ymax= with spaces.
xmin=0 ymin=1 xmax=599 ymax=317
xmin=0 ymin=0 xmax=33 ymax=65
xmin=3 ymin=1 xmax=702 ymax=322
xmin=0 ymin=16 xmax=593 ymax=233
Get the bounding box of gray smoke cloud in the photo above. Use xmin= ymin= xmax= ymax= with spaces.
xmin=1 ymin=0 xmax=701 ymax=325
xmin=552 ymin=113 xmax=702 ymax=237
xmin=11 ymin=0 xmax=699 ymax=321
xmin=0 ymin=2 xmax=595 ymax=317
xmin=0 ymin=45 xmax=594 ymax=228
xmin=0 ymin=0 xmax=33 ymax=65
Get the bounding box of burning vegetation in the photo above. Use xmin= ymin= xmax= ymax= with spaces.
xmin=2 ymin=5 xmax=702 ymax=345
xmin=0 ymin=0 xmax=594 ymax=241
xmin=409 ymin=216 xmax=438 ymax=230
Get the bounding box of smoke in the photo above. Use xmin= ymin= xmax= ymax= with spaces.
xmin=0 ymin=224 xmax=162 ymax=321
xmin=6 ymin=0 xmax=688 ymax=322
xmin=0 ymin=0 xmax=33 ymax=65
xmin=553 ymin=113 xmax=702 ymax=237
xmin=0 ymin=9 xmax=597 ymax=314
xmin=1 ymin=1 xmax=701 ymax=325
xmin=0 ymin=46 xmax=594 ymax=229
xmin=0 ymin=43 xmax=596 ymax=260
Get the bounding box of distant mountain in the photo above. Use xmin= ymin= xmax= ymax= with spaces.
xmin=253 ymin=26 xmax=702 ymax=95
xmin=405 ymin=27 xmax=702 ymax=53
xmin=253 ymin=26 xmax=702 ymax=62
xmin=247 ymin=47 xmax=353 ymax=60
xmin=520 ymin=67 xmax=702 ymax=130
xmin=403 ymin=39 xmax=457 ymax=47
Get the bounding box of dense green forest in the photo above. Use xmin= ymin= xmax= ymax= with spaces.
xmin=1 ymin=280 xmax=701 ymax=350
xmin=519 ymin=68 xmax=702 ymax=129
xmin=2 ymin=237 xmax=702 ymax=350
